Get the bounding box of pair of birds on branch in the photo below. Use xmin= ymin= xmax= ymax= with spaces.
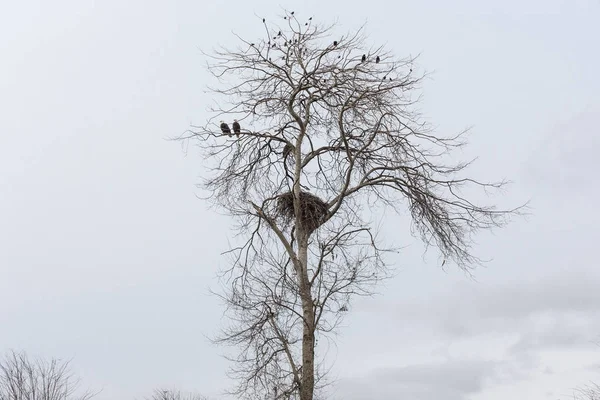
xmin=361 ymin=54 xmax=380 ymax=63
xmin=220 ymin=120 xmax=241 ymax=137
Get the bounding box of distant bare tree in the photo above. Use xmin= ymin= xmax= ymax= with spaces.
xmin=573 ymin=383 xmax=600 ymax=400
xmin=180 ymin=11 xmax=525 ymax=400
xmin=0 ymin=350 xmax=95 ymax=400
xmin=146 ymin=388 xmax=207 ymax=400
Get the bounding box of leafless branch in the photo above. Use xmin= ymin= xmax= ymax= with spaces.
xmin=145 ymin=388 xmax=208 ymax=400
xmin=0 ymin=351 xmax=96 ymax=400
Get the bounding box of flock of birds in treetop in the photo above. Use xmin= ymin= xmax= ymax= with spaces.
xmin=218 ymin=12 xmax=407 ymax=138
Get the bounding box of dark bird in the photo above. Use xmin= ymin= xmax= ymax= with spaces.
xmin=232 ymin=120 xmax=241 ymax=136
xmin=376 ymin=56 xmax=380 ymax=63
xmin=361 ymin=54 xmax=366 ymax=62
xmin=284 ymin=16 xmax=287 ymax=19
xmin=305 ymin=22 xmax=308 ymax=25
xmin=278 ymin=31 xmax=281 ymax=36
xmin=262 ymin=18 xmax=265 ymax=23
xmin=333 ymin=40 xmax=338 ymax=46
xmin=220 ymin=121 xmax=231 ymax=136
xmin=309 ymin=17 xmax=312 ymax=20
xmin=291 ymin=11 xmax=295 ymax=15
xmin=283 ymin=143 xmax=294 ymax=159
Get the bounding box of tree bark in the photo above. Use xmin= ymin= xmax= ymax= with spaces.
xmin=297 ymin=235 xmax=315 ymax=400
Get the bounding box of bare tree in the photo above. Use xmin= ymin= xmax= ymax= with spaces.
xmin=571 ymin=383 xmax=600 ymax=400
xmin=0 ymin=350 xmax=95 ymax=400
xmin=179 ymin=12 xmax=525 ymax=400
xmin=146 ymin=388 xmax=207 ymax=400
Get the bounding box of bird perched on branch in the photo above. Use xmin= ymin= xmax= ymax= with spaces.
xmin=376 ymin=56 xmax=380 ymax=63
xmin=282 ymin=143 xmax=294 ymax=159
xmin=220 ymin=121 xmax=231 ymax=136
xmin=232 ymin=120 xmax=241 ymax=137
xmin=361 ymin=54 xmax=366 ymax=62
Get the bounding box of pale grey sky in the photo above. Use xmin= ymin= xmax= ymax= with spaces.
xmin=1 ymin=1 xmax=599 ymax=399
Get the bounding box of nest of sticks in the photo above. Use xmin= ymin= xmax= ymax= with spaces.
xmin=275 ymin=190 xmax=328 ymax=232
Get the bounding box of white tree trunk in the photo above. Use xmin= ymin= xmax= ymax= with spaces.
xmin=297 ymin=235 xmax=315 ymax=400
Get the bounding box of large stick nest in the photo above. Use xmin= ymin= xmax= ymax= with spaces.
xmin=275 ymin=191 xmax=329 ymax=232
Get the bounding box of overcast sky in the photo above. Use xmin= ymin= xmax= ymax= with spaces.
xmin=1 ymin=0 xmax=599 ymax=399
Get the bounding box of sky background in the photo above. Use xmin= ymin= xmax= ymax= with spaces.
xmin=1 ymin=0 xmax=599 ymax=399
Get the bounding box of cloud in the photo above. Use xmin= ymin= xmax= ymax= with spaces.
xmin=358 ymin=271 xmax=600 ymax=344
xmin=407 ymin=274 xmax=600 ymax=341
xmin=334 ymin=357 xmax=531 ymax=400
xmin=523 ymin=108 xmax=600 ymax=194
xmin=508 ymin=317 xmax=598 ymax=356
xmin=335 ymin=272 xmax=600 ymax=399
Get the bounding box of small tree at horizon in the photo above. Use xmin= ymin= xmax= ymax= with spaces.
xmin=179 ymin=12 xmax=525 ymax=400
xmin=146 ymin=388 xmax=207 ymax=400
xmin=0 ymin=350 xmax=95 ymax=400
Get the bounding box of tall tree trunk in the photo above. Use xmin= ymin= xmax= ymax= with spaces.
xmin=294 ymin=126 xmax=314 ymax=400
xmin=297 ymin=236 xmax=315 ymax=400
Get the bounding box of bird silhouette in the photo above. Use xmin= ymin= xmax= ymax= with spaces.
xmin=220 ymin=121 xmax=231 ymax=136
xmin=282 ymin=143 xmax=294 ymax=159
xmin=232 ymin=120 xmax=241 ymax=136
xmin=333 ymin=41 xmax=338 ymax=46
xmin=376 ymin=56 xmax=380 ymax=63
xmin=361 ymin=54 xmax=366 ymax=62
